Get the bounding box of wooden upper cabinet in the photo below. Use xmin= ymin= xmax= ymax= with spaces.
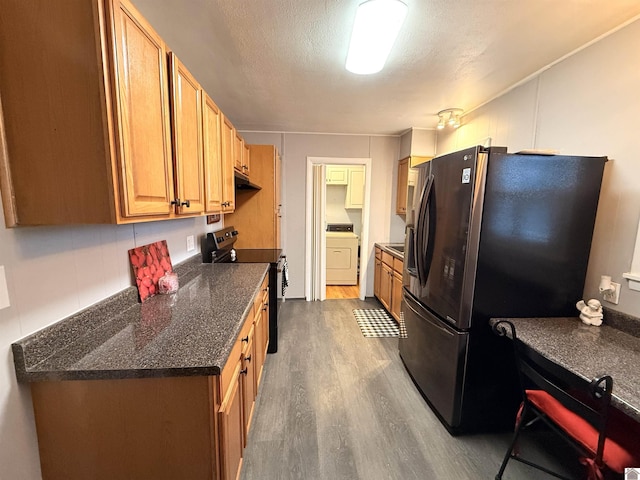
xmin=396 ymin=157 xmax=409 ymax=214
xmin=243 ymin=142 xmax=251 ymax=177
xmin=0 ymin=0 xmax=184 ymax=225
xmin=110 ymin=0 xmax=175 ymax=218
xmin=220 ymin=115 xmax=236 ymax=213
xmin=202 ymin=94 xmax=223 ymax=214
xmin=168 ymin=52 xmax=205 ymax=215
xmin=226 ymin=145 xmax=281 ymax=249
xmin=234 ymin=131 xmax=243 ymax=173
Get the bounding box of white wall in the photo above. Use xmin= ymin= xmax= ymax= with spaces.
xmin=437 ymin=18 xmax=640 ymax=317
xmin=325 ymin=184 xmax=363 ymax=237
xmin=242 ymin=132 xmax=402 ymax=298
xmin=0 ymin=197 xmax=220 ymax=478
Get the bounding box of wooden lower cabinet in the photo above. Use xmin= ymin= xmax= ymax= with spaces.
xmin=220 ymin=360 xmax=244 ymax=480
xmin=379 ymin=262 xmax=393 ymax=311
xmin=30 ymin=376 xmax=219 ymax=480
xmin=374 ymin=248 xmax=382 ymax=299
xmin=29 ymin=274 xmax=270 ymax=480
xmin=391 ymin=269 xmax=403 ymax=321
xmin=374 ymin=248 xmax=403 ymax=322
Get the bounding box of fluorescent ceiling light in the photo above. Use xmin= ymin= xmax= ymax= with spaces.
xmin=345 ymin=0 xmax=408 ymax=75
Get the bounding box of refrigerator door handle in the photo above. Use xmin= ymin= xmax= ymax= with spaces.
xmin=416 ymin=174 xmax=434 ymax=286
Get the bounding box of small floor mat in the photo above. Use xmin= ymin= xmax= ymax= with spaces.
xmin=353 ymin=309 xmax=406 ymax=338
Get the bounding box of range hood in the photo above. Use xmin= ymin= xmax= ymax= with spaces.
xmin=234 ymin=171 xmax=261 ymax=190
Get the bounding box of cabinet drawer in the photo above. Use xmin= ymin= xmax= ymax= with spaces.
xmin=220 ymin=311 xmax=254 ymax=398
xmin=375 ymin=247 xmax=381 ymax=260
xmin=381 ymin=251 xmax=394 ymax=267
xmin=393 ymin=257 xmax=403 ymax=274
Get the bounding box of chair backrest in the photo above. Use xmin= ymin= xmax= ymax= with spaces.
xmin=492 ymin=320 xmax=613 ymax=461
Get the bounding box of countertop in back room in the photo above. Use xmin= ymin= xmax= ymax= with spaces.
xmin=12 ymin=260 xmax=269 ymax=382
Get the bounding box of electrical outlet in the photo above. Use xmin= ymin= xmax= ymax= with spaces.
xmin=602 ymin=281 xmax=621 ymax=305
xmin=186 ymin=235 xmax=195 ymax=252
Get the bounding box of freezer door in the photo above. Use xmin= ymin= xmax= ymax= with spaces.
xmin=399 ymin=291 xmax=469 ymax=429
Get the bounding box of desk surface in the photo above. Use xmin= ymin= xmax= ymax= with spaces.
xmin=492 ymin=317 xmax=640 ymax=423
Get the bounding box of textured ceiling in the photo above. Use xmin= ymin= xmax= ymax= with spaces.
xmin=132 ymin=0 xmax=640 ymax=135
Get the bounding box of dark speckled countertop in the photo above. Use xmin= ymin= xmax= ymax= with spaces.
xmin=491 ymin=317 xmax=640 ymax=422
xmin=12 ymin=261 xmax=269 ymax=382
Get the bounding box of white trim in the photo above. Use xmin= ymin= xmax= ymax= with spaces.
xmin=305 ymin=156 xmax=372 ymax=301
xmin=623 ymin=216 xmax=640 ymax=292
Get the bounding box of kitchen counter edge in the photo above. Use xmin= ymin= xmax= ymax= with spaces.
xmin=12 ymin=257 xmax=269 ymax=383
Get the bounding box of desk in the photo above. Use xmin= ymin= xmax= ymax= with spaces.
xmin=491 ymin=317 xmax=640 ymax=423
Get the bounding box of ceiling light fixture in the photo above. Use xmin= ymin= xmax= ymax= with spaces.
xmin=437 ymin=108 xmax=464 ymax=129
xmin=345 ymin=0 xmax=408 ymax=75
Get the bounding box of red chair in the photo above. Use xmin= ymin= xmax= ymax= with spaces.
xmin=492 ymin=320 xmax=640 ymax=480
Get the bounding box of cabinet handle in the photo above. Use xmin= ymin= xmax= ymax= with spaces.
xmin=170 ymin=198 xmax=180 ymax=206
xmin=181 ymin=199 xmax=190 ymax=208
xmin=245 ymin=355 xmax=252 ymax=363
xmin=240 ymin=368 xmax=248 ymax=375
xmin=241 ymin=336 xmax=249 ymax=343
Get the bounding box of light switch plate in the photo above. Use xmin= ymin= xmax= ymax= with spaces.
xmin=186 ymin=235 xmax=195 ymax=252
xmin=0 ymin=266 xmax=10 ymax=310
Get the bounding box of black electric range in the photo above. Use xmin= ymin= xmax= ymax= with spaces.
xmin=202 ymin=226 xmax=286 ymax=353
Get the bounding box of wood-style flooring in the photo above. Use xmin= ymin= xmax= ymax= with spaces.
xmin=241 ymin=298 xmax=584 ymax=480
xmin=326 ymin=283 xmax=360 ymax=299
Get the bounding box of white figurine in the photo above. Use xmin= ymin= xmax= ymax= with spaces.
xmin=576 ymin=299 xmax=603 ymax=326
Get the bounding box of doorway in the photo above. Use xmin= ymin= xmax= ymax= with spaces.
xmin=305 ymin=157 xmax=372 ymax=301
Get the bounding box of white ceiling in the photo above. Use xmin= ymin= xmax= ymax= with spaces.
xmin=133 ymin=0 xmax=640 ymax=135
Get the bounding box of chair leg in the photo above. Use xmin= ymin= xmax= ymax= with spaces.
xmin=495 ymin=405 xmax=528 ymax=480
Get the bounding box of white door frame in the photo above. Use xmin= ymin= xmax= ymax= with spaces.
xmin=305 ymin=156 xmax=372 ymax=301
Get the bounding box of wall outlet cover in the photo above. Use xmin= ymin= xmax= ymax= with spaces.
xmin=602 ymin=281 xmax=621 ymax=305
xmin=187 ymin=235 xmax=195 ymax=252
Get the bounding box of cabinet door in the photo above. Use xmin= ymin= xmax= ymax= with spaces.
xmin=396 ymin=157 xmax=409 ymax=214
xmin=374 ymin=258 xmax=382 ymax=299
xmin=380 ymin=262 xmax=392 ymax=311
xmin=391 ymin=269 xmax=403 ymax=321
xmin=110 ymin=0 xmax=174 ymax=217
xmin=234 ymin=131 xmax=244 ymax=172
xmin=169 ymin=53 xmax=205 ymax=215
xmin=345 ymin=166 xmax=365 ymax=209
xmin=242 ymin=142 xmax=251 ymax=177
xmin=275 ymin=153 xmax=282 ymax=248
xmin=220 ymin=115 xmax=235 ymax=212
xmin=326 ymin=166 xmax=348 ymax=185
xmin=241 ymin=328 xmax=256 ymax=447
xmin=203 ymin=94 xmax=223 ymax=213
xmin=219 ymin=359 xmax=244 ymax=480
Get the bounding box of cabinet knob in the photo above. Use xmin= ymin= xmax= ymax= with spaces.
xmin=245 ymin=355 xmax=252 ymax=363
xmin=241 ymin=336 xmax=249 ymax=343
xmin=170 ymin=198 xmax=180 ymax=206
xmin=240 ymin=368 xmax=248 ymax=375
xmin=181 ymin=200 xmax=190 ymax=208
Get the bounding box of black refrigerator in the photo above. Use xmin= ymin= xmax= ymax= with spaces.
xmin=399 ymin=145 xmax=607 ymax=434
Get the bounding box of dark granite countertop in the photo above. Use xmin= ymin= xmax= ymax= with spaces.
xmin=12 ymin=261 xmax=269 ymax=382
xmin=491 ymin=317 xmax=640 ymax=422
xmin=375 ymin=243 xmax=404 ymax=260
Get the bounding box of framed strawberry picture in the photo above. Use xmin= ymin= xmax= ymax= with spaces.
xmin=128 ymin=240 xmax=174 ymax=302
